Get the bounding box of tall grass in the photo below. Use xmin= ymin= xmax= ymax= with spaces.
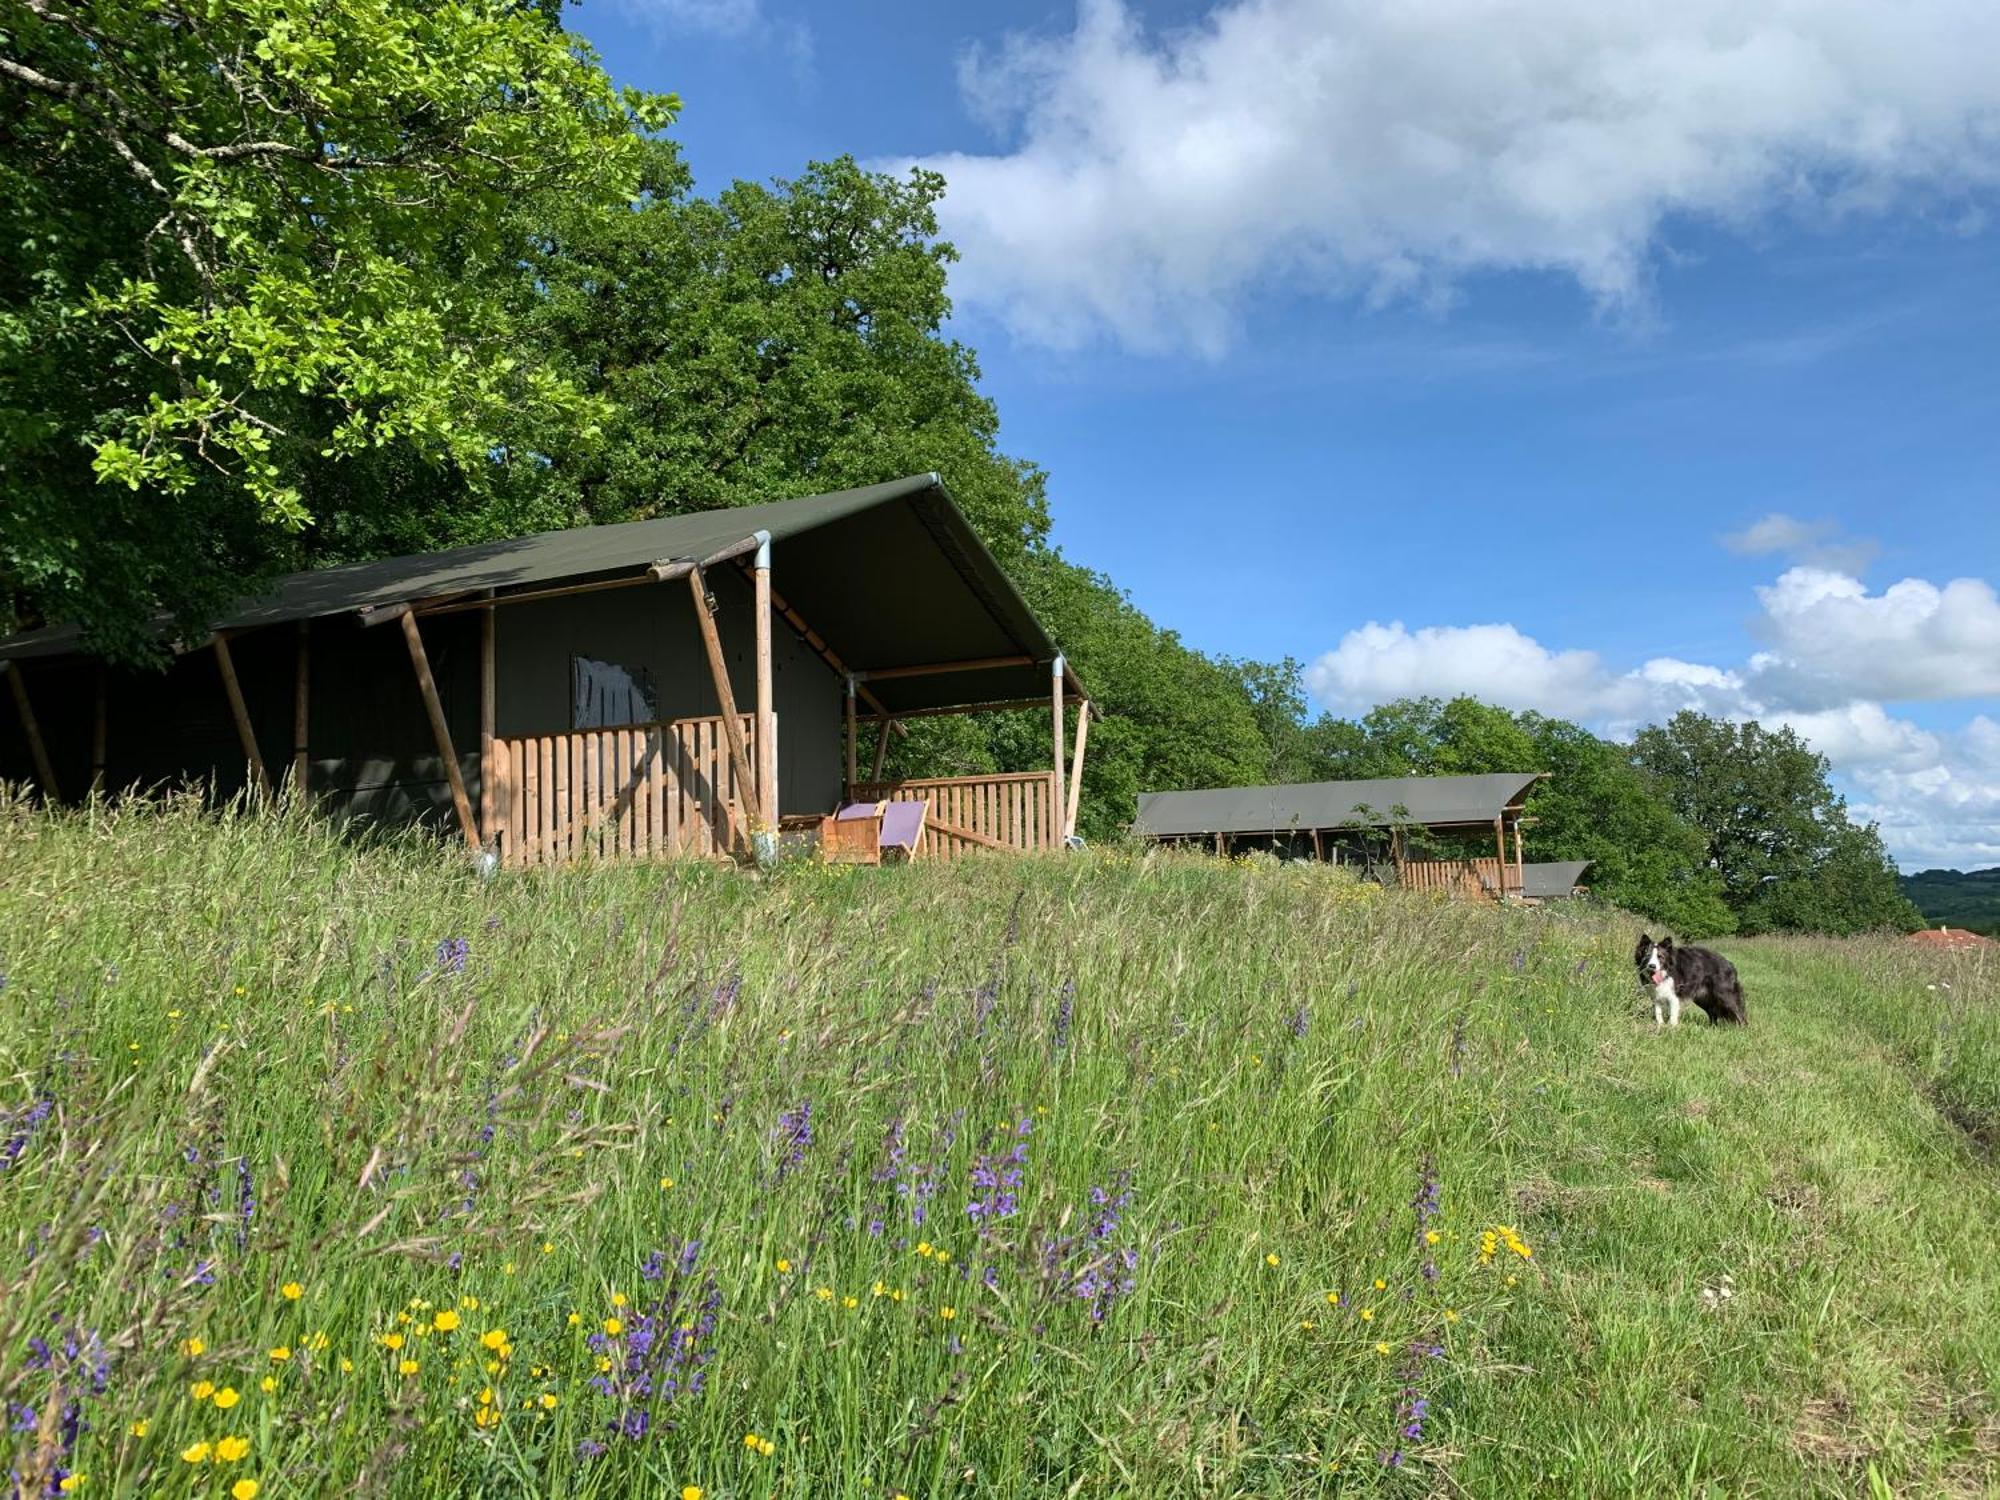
xmin=1 ymin=792 xmax=1995 ymax=1497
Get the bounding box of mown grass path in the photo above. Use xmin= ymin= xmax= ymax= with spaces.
xmin=1455 ymin=943 xmax=2000 ymax=1497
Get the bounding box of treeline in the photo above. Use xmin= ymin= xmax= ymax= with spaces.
xmin=0 ymin=3 xmax=1917 ymax=937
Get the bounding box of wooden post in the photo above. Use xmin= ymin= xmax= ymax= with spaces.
xmin=1512 ymin=817 xmax=1524 ymax=893
xmin=90 ymin=665 xmax=107 ymax=795
xmin=212 ymin=632 xmax=272 ymax=799
xmin=291 ymin=621 xmax=310 ymax=795
xmin=2 ymin=661 xmax=61 ymax=802
xmin=479 ymin=604 xmax=495 ymax=846
xmin=845 ymin=674 xmax=858 ymax=798
xmin=1214 ymin=831 xmax=1225 ymax=857
xmin=752 ymin=533 xmax=776 ymax=834
xmin=1049 ymin=655 xmax=1065 ymax=851
xmin=870 ymin=718 xmax=894 ymax=782
xmin=399 ymin=611 xmax=480 ymax=851
xmin=1311 ymin=827 xmax=1324 ymax=862
xmin=686 ymin=566 xmax=762 ymax=842
xmin=1493 ymin=816 xmax=1508 ymax=898
xmin=1064 ymin=699 xmax=1089 ymax=840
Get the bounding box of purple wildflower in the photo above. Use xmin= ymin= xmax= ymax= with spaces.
xmin=435 ymin=936 xmax=470 ymax=975
xmin=1 ymin=1096 xmax=53 ymax=1169
xmin=773 ymin=1101 xmax=814 ymax=1182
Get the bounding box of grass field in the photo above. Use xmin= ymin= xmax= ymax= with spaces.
xmin=2 ymin=794 xmax=1996 ymax=1498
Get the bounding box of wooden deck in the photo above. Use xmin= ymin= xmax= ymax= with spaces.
xmin=850 ymin=771 xmax=1060 ymax=858
xmin=1400 ymin=856 xmax=1521 ymax=900
xmin=490 ymin=713 xmax=764 ymax=867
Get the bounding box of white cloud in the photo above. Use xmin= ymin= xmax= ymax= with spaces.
xmin=1748 ymin=567 xmax=2000 ymax=708
xmin=910 ymin=0 xmax=2000 ymax=349
xmin=1303 ymin=561 xmax=2000 ymax=868
xmin=1302 ymin=621 xmax=1749 ymax=727
xmin=1720 ymin=513 xmax=1878 ymax=573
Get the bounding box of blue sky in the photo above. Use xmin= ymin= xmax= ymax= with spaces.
xmin=573 ymin=0 xmax=2000 ymax=870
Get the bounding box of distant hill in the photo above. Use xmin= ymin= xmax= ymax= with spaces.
xmin=1900 ymin=867 xmax=2000 ymax=937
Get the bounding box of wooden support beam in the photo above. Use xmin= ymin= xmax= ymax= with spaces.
xmin=2 ymin=661 xmax=61 ymax=802
xmin=1049 ymin=657 xmax=1065 ymax=852
xmin=928 ymin=816 xmax=1013 ymax=854
xmin=90 ymin=665 xmax=107 ymax=795
xmin=1064 ymin=698 xmax=1089 ymax=841
xmin=479 ymin=604 xmax=495 ymax=845
xmin=856 ymin=654 xmax=1034 ymax=682
xmin=686 ymin=565 xmax=762 ymax=843
xmin=752 ymin=537 xmax=776 ymax=832
xmin=399 ymin=612 xmax=479 ymax=851
xmin=870 ymin=717 xmax=894 ymax=782
xmin=292 ymin=621 xmax=310 ymax=795
xmin=845 ymin=675 xmax=859 ymax=796
xmin=1512 ymin=817 xmax=1524 ymax=890
xmin=1493 ymin=815 xmax=1508 ymax=897
xmin=212 ymin=633 xmax=272 ymax=799
xmin=860 ymin=696 xmax=1055 ymax=723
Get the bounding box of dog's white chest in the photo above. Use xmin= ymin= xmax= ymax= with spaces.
xmin=1651 ymin=976 xmax=1678 ymax=1003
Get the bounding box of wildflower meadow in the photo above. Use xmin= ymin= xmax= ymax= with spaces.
xmin=3 ymin=793 xmax=1998 ymax=1496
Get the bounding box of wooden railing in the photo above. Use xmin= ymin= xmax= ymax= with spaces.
xmin=1400 ymin=857 xmax=1520 ymax=900
xmin=850 ymin=771 xmax=1059 ymax=859
xmin=490 ymin=713 xmax=765 ymax=868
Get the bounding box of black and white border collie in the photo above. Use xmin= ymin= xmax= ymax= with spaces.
xmin=1635 ymin=934 xmax=1747 ymax=1027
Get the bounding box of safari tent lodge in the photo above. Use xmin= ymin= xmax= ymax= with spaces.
xmin=1134 ymin=772 xmax=1546 ymax=899
xmin=0 ymin=475 xmax=1092 ymax=867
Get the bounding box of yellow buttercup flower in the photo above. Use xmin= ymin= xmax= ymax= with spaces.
xmin=603 ymin=1318 xmax=624 ymax=1337
xmin=181 ymin=1338 xmax=205 ymax=1357
xmin=1359 ymin=1308 xmax=1374 ymax=1322
xmin=181 ymin=1443 xmax=212 ymax=1464
xmin=432 ymin=1310 xmax=460 ymax=1333
xmin=567 ymin=1312 xmax=581 ymax=1326
xmin=775 ymin=1258 xmax=792 ymax=1274
xmin=381 ymin=1333 xmax=404 ymax=1351
xmin=260 ymin=1376 xmax=277 ymax=1394
xmin=939 ymin=1306 xmax=957 ymax=1321
xmin=57 ymin=1475 xmax=83 ymax=1492
xmin=212 ymin=1387 xmax=240 ymax=1409
xmin=1373 ymin=1279 xmax=1387 ymax=1291
xmin=611 ymin=1292 xmax=628 ymax=1308
xmin=281 ymin=1282 xmax=303 ymax=1301
xmin=232 ymin=1482 xmax=259 ymax=1500
xmin=1265 ymin=1253 xmax=1280 ymax=1267
xmin=268 ymin=1347 xmax=290 ymax=1362
xmin=1375 ymin=1341 xmax=1392 ymax=1355
xmin=682 ymin=1489 xmax=703 ymax=1500
xmin=480 ymin=1329 xmax=509 ymax=1351
xmin=842 ymin=1296 xmax=858 ymax=1310
xmin=540 ymin=1393 xmax=558 ymax=1410
xmin=460 ymin=1295 xmax=480 ymax=1311
xmin=214 ymin=1436 xmax=250 ymax=1462
xmin=399 ymin=1359 xmax=420 ymax=1376
xmin=1326 ymin=1292 xmax=1341 ymax=1305
xmin=475 ymin=1407 xmax=500 ymax=1429
xmin=129 ymin=1420 xmax=148 ymax=1438
xmin=190 ymin=1380 xmax=215 ymax=1402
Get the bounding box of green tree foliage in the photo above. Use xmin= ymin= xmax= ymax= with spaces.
xmin=1300 ymin=696 xmax=1734 ymax=935
xmin=0 ymin=0 xmax=671 ymax=656
xmin=1898 ymin=868 xmax=2000 ymax=936
xmin=1633 ymin=712 xmax=1922 ymax=935
xmin=494 ymin=145 xmax=1048 ymax=561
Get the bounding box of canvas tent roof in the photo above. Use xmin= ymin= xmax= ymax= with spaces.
xmin=1520 ymin=860 xmax=1592 ymax=898
xmin=0 ymin=475 xmax=1076 ymax=716
xmin=1133 ymin=772 xmax=1543 ymax=838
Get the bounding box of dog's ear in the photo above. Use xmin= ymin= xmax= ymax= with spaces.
xmin=1634 ymin=933 xmax=1651 ymax=960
